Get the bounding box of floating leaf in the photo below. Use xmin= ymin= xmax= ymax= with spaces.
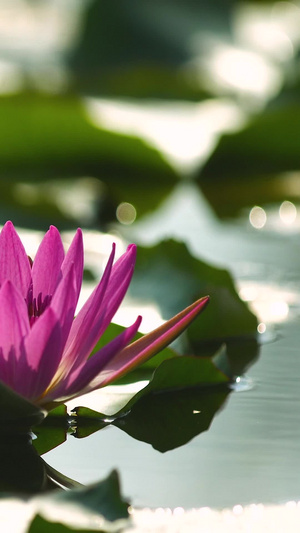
xmin=71 ymin=407 xmax=108 ymax=440
xmin=0 ymin=93 xmax=178 ymax=225
xmin=33 ymin=406 xmax=69 ymax=456
xmin=28 ymin=515 xmax=86 ymax=533
xmin=72 ymin=351 xmax=231 ymax=449
xmin=116 ymin=353 xmax=231 ymax=411
xmin=0 ymin=471 xmax=129 ymax=532
xmin=0 ymin=433 xmax=47 ymax=493
xmin=199 ymin=105 xmax=300 ymax=182
xmin=114 ymin=386 xmax=229 ymax=452
xmin=36 ymin=470 xmax=128 ymax=525
xmin=130 ymin=239 xmax=258 ymax=343
xmin=68 ymin=0 xmax=232 ymax=99
xmin=0 ymin=380 xmax=45 ymax=434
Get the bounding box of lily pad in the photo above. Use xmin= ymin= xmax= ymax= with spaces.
xmin=68 ymin=0 xmax=232 ymax=99
xmin=33 ymin=406 xmax=69 ymax=456
xmin=0 ymin=93 xmax=178 ymax=226
xmin=114 ymin=386 xmax=229 ymax=452
xmin=0 ymin=380 xmax=45 ymax=433
xmin=0 ymin=470 xmax=129 ymax=532
xmin=0 ymin=433 xmax=47 ymax=493
xmin=130 ymin=239 xmax=258 ymax=343
xmin=37 ymin=470 xmax=128 ymax=524
xmin=28 ymin=516 xmax=87 ymax=533
xmin=72 ymin=349 xmax=231 ymax=450
xmin=199 ymin=105 xmax=300 ymax=182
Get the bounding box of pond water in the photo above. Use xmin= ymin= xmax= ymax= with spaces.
xmin=43 ymin=183 xmax=300 ymax=510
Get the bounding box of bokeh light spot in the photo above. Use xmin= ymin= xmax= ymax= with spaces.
xmin=116 ymin=202 xmax=137 ymax=225
xmin=257 ymin=322 xmax=266 ymax=334
xmin=249 ymin=206 xmax=267 ymax=228
xmin=279 ymin=200 xmax=297 ymax=225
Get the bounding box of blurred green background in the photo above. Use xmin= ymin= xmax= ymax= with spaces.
xmin=3 ymin=2 xmax=300 ymax=510
xmin=1 ymin=0 xmax=300 ymax=230
xmin=2 ymin=0 xmax=300 ymax=351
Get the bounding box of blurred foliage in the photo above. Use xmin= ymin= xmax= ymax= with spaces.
xmin=0 ymin=93 xmax=178 ymax=228
xmin=26 ymin=470 xmax=129 ymax=532
xmin=68 ymin=0 xmax=235 ymax=99
xmin=199 ymin=105 xmax=300 ymax=181
xmin=130 ymin=240 xmax=258 ymax=342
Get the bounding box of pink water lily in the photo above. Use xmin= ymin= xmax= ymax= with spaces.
xmin=0 ymin=221 xmax=209 ymax=409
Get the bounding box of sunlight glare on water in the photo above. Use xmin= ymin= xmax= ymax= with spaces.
xmin=206 ymin=44 xmax=281 ymax=98
xmin=84 ymin=97 xmax=244 ymax=174
xmin=238 ymin=281 xmax=295 ymax=324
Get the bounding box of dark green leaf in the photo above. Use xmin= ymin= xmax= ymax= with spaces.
xmin=71 ymin=407 xmax=108 ymax=439
xmin=32 ymin=406 xmax=69 ymax=456
xmin=28 ymin=515 xmax=85 ymax=533
xmin=0 ymin=434 xmax=47 ymax=493
xmin=68 ymin=0 xmax=233 ymax=99
xmin=114 ymin=386 xmax=229 ymax=452
xmin=47 ymin=470 xmax=128 ymax=522
xmin=27 ymin=471 xmax=129 ymax=531
xmin=199 ymin=105 xmax=300 ymax=182
xmin=0 ymin=93 xmax=178 ymax=226
xmin=73 ymin=355 xmax=231 ymax=451
xmin=130 ymin=239 xmax=257 ymax=343
xmin=0 ymin=381 xmax=45 ymax=434
xmin=119 ymin=355 xmax=230 ymax=408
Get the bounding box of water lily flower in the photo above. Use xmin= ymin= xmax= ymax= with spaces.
xmin=0 ymin=221 xmax=209 ymax=409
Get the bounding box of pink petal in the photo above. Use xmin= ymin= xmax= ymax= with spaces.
xmin=60 ymin=244 xmax=116 ymax=371
xmin=31 ymin=225 xmax=65 ymax=303
xmin=17 ymin=307 xmax=62 ymax=400
xmin=99 ymin=244 xmax=136 ymax=329
xmin=62 ymin=243 xmax=136 ymax=372
xmin=61 ymin=229 xmax=84 ymax=302
xmin=49 ymin=316 xmax=142 ymax=401
xmin=0 ymin=221 xmax=31 ymax=298
xmin=93 ymin=296 xmax=210 ymax=388
xmin=0 ymin=280 xmax=30 ymax=390
xmin=49 ymin=262 xmax=78 ymax=349
xmin=0 ymin=280 xmax=29 ymax=361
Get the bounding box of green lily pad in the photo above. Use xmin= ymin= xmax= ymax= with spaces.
xmin=33 ymin=406 xmax=69 ymax=456
xmin=199 ymin=104 xmax=300 ymax=182
xmin=0 ymin=433 xmax=47 ymax=493
xmin=0 ymin=471 xmax=129 ymax=532
xmin=38 ymin=470 xmax=128 ymax=523
xmin=72 ymin=349 xmax=231 ymax=449
xmin=117 ymin=352 xmax=231 ymax=411
xmin=0 ymin=380 xmax=45 ymax=433
xmin=114 ymin=386 xmax=229 ymax=452
xmin=0 ymin=93 xmax=178 ymax=227
xmin=28 ymin=515 xmax=88 ymax=533
xmin=68 ymin=0 xmax=232 ymax=99
xmin=130 ymin=239 xmax=258 ymax=343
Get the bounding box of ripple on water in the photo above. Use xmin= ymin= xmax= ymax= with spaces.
xmin=230 ymin=375 xmax=254 ymax=392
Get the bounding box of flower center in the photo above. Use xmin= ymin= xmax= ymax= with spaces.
xmin=27 ymin=286 xmax=52 ymax=325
